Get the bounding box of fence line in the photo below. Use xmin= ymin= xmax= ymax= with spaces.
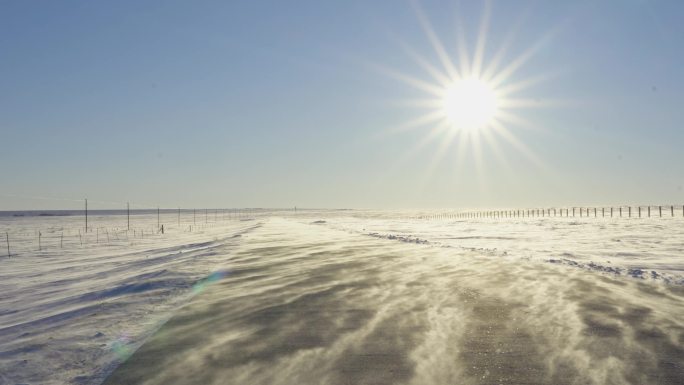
xmin=1 ymin=206 xmax=277 ymax=257
xmin=408 ymin=205 xmax=684 ymax=221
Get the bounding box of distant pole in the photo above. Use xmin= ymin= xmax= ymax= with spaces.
xmin=85 ymin=199 xmax=88 ymax=233
xmin=205 ymin=209 xmax=208 ymax=223
xmin=619 ymin=207 xmax=622 ymax=217
xmin=194 ymin=209 xmax=196 ymax=225
xmin=659 ymin=206 xmax=662 ymax=217
xmin=178 ymin=208 xmax=181 ymax=227
xmin=157 ymin=207 xmax=160 ymax=230
xmin=6 ymin=232 xmax=10 ymax=257
xmin=127 ymin=202 xmax=130 ymax=230
xmin=671 ymin=205 xmax=674 ymax=217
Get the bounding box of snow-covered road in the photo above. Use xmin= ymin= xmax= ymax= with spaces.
xmin=104 ymin=217 xmax=684 ymax=385
xmin=2 ymin=212 xmax=683 ymax=384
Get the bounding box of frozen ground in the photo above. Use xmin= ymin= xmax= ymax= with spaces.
xmin=1 ymin=211 xmax=683 ymax=384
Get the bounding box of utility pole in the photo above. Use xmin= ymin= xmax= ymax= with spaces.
xmin=85 ymin=199 xmax=88 ymax=233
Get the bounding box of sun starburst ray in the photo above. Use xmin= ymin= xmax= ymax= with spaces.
xmin=411 ymin=0 xmax=460 ymax=80
xmin=480 ymin=10 xmax=529 ymax=82
xmin=370 ymin=62 xmax=446 ymax=96
xmin=390 ymin=121 xmax=452 ymax=171
xmin=386 ymin=98 xmax=446 ymax=109
xmin=495 ymin=110 xmax=546 ymax=133
xmin=397 ymin=40 xmax=452 ymax=86
xmin=494 ymin=71 xmax=560 ymax=97
xmin=490 ymin=119 xmax=547 ymax=170
xmin=419 ymin=121 xmax=461 ymax=187
xmin=471 ymin=0 xmax=492 ymax=79
xmin=498 ymin=98 xmax=569 ymax=109
xmin=455 ymin=9 xmax=471 ymax=77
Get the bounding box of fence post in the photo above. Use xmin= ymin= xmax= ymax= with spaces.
xmin=672 ymin=205 xmax=674 ymax=217
xmin=6 ymin=232 xmax=10 ymax=257
xmin=629 ymin=207 xmax=631 ymax=217
xmin=639 ymin=206 xmax=641 ymax=218
xmin=85 ymin=198 xmax=88 ymax=233
xmin=659 ymin=206 xmax=662 ymax=217
xmin=38 ymin=231 xmax=42 ymax=251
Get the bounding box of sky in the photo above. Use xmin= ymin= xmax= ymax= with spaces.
xmin=1 ymin=0 xmax=683 ymax=210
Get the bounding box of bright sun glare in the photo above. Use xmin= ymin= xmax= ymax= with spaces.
xmin=380 ymin=1 xmax=560 ymax=180
xmin=442 ymin=78 xmax=498 ymax=131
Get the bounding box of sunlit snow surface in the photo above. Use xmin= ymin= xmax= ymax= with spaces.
xmin=1 ymin=211 xmax=684 ymax=384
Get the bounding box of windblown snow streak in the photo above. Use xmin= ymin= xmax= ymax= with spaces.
xmin=104 ymin=218 xmax=684 ymax=385
xmin=0 ymin=217 xmax=260 ymax=385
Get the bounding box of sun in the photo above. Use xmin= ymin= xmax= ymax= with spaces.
xmin=375 ymin=0 xmax=560 ymax=181
xmin=442 ymin=77 xmax=498 ymax=131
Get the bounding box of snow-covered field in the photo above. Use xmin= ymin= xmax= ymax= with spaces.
xmin=1 ymin=211 xmax=683 ymax=384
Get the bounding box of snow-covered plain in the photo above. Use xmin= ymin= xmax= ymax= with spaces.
xmin=1 ymin=210 xmax=683 ymax=384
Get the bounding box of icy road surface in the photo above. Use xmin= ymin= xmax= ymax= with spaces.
xmin=105 ymin=217 xmax=684 ymax=385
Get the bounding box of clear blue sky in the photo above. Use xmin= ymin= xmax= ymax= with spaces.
xmin=2 ymin=0 xmax=683 ymax=210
